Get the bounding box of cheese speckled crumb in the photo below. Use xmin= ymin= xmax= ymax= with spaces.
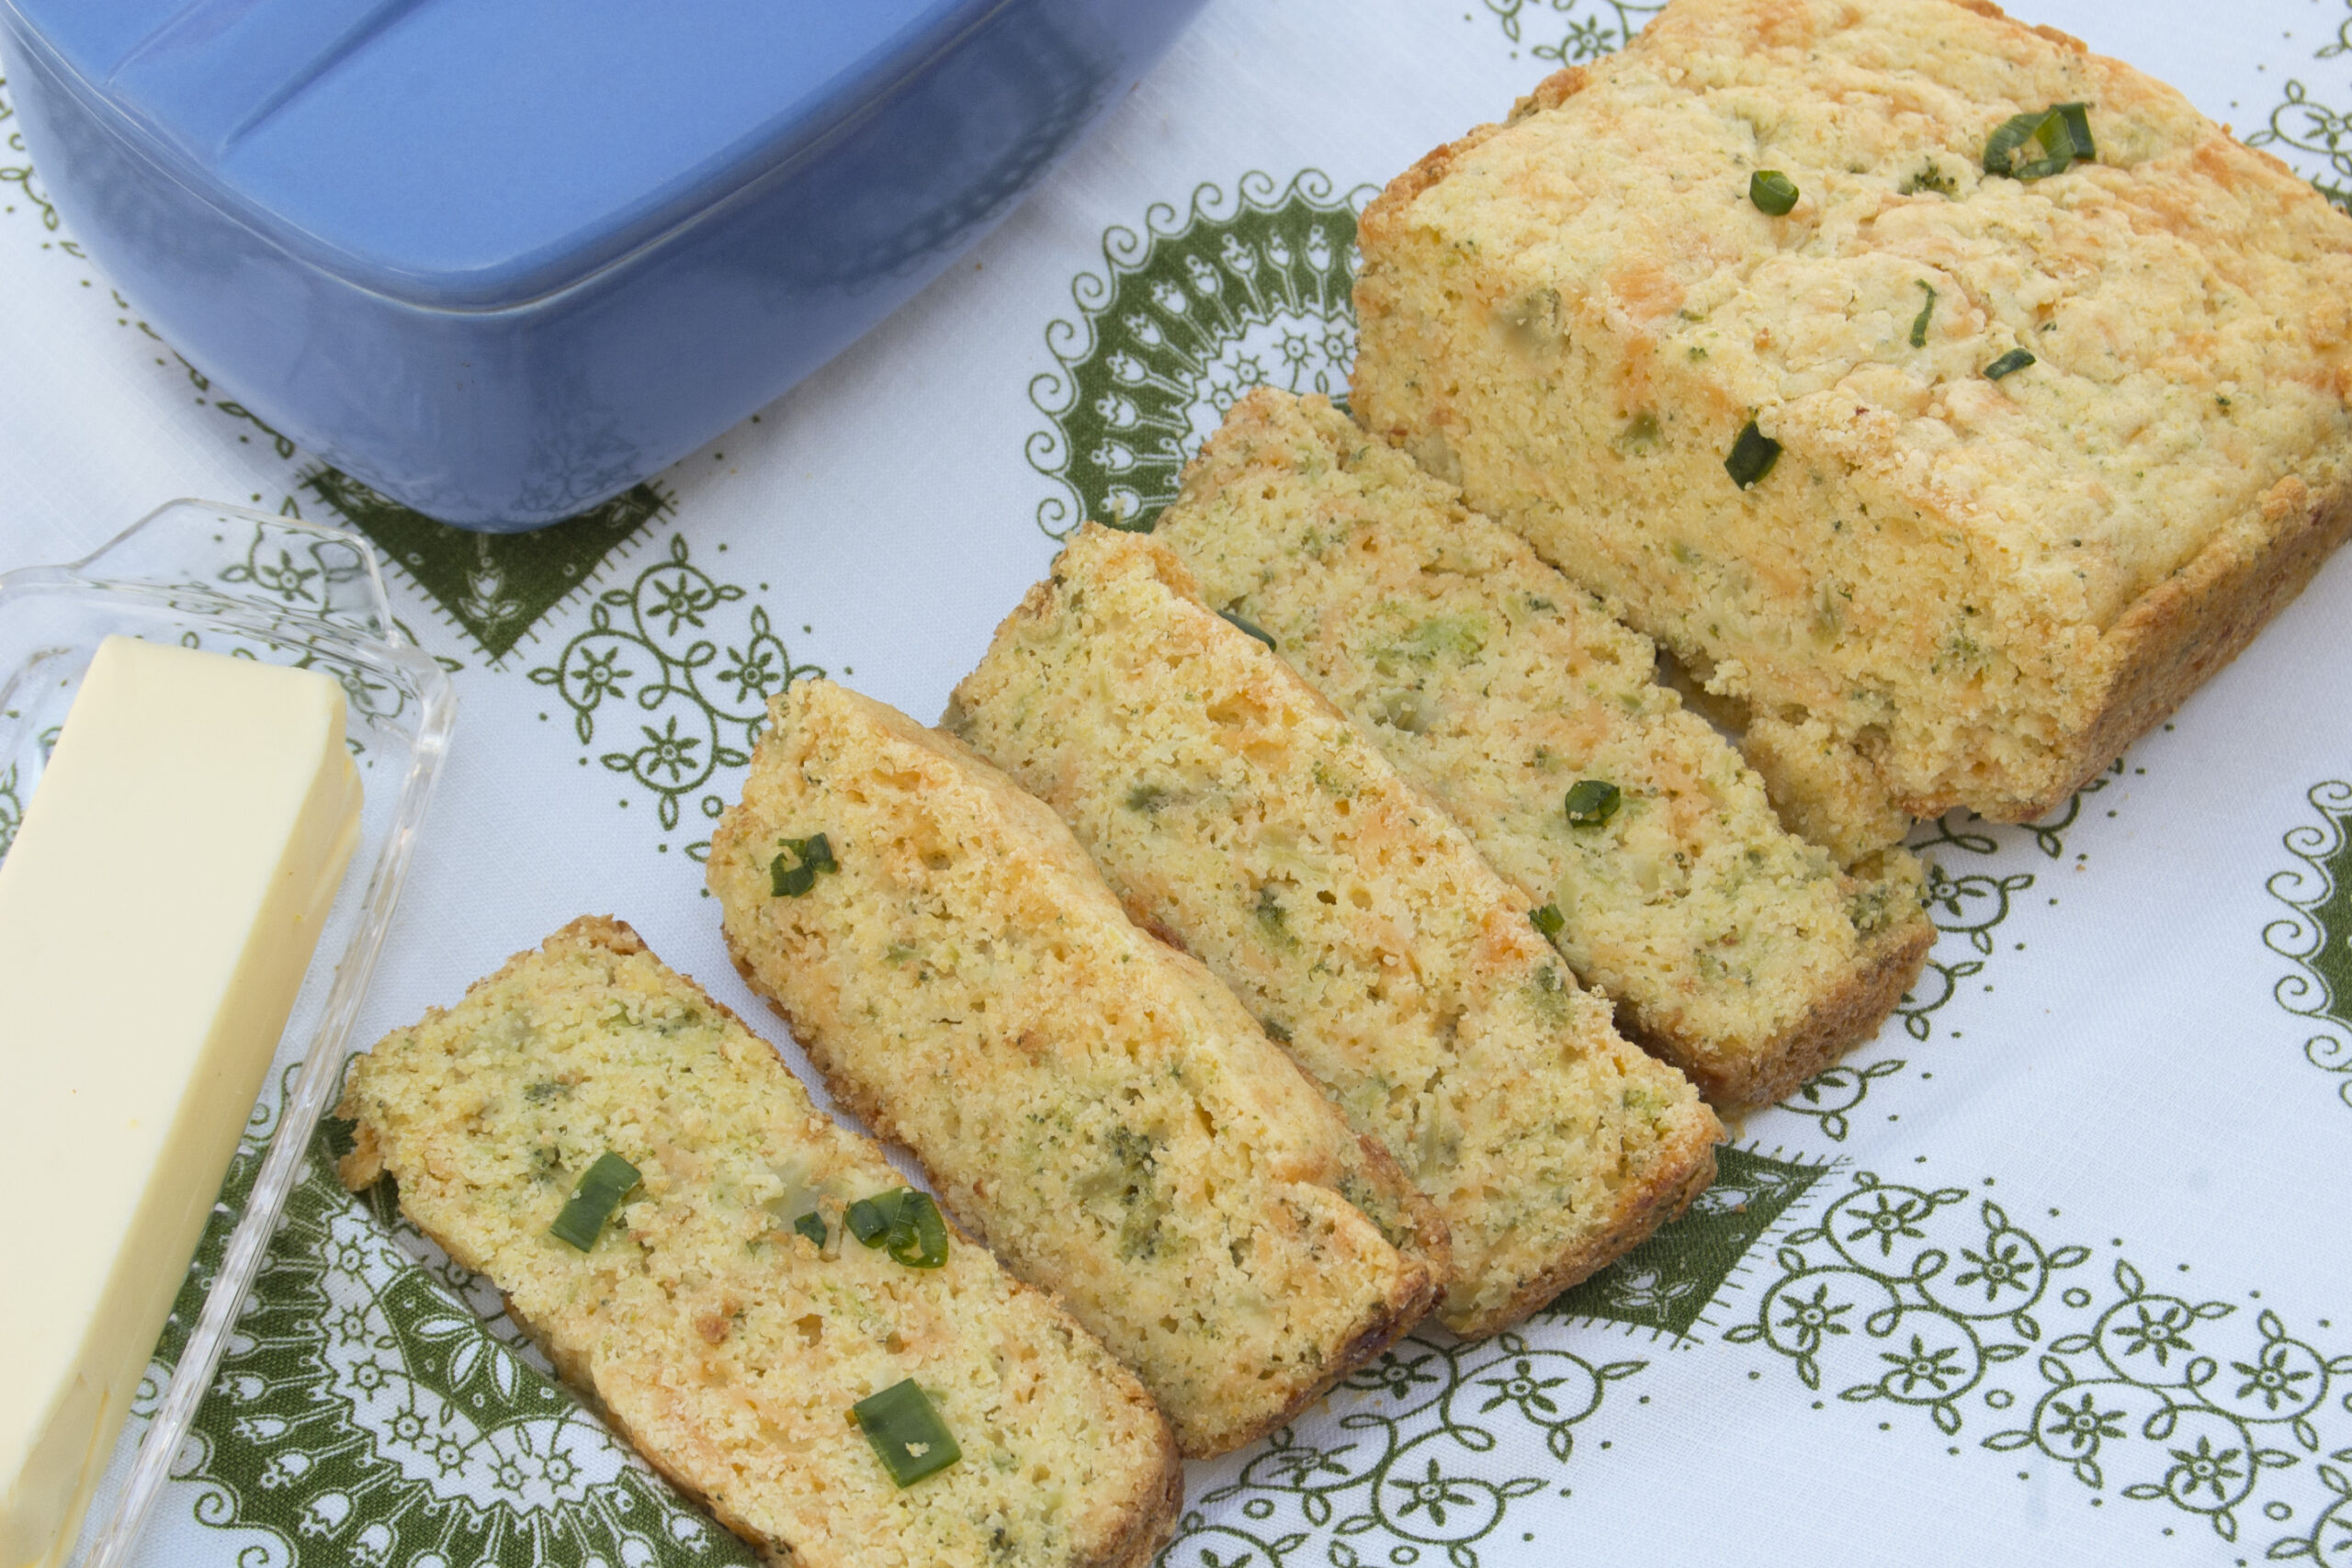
xmin=948 ymin=526 xmax=1722 ymax=1337
xmin=336 ymin=917 xmax=1181 ymax=1568
xmin=1154 ymin=389 xmax=1930 ymax=1108
xmin=707 ymin=681 xmax=1443 ymax=1457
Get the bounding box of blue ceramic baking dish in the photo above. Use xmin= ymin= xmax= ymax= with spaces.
xmin=0 ymin=0 xmax=1204 ymax=529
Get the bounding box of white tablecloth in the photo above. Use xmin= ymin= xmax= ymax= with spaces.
xmin=6 ymin=2 xmax=2351 ymax=1562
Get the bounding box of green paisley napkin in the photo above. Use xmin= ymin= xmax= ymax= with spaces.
xmin=5 ymin=0 xmax=2351 ymax=1562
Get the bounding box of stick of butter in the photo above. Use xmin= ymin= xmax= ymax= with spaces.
xmin=0 ymin=636 xmax=362 ymax=1568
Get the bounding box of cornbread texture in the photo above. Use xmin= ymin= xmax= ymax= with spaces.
xmin=1351 ymin=0 xmax=2352 ymax=839
xmin=1153 ymin=389 xmax=1931 ymax=1108
xmin=946 ymin=525 xmax=1722 ymax=1337
xmin=707 ymin=681 xmax=1443 ymax=1457
xmin=336 ymin=919 xmax=1180 ymax=1568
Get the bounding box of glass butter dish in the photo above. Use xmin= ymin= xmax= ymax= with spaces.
xmin=0 ymin=501 xmax=455 ymax=1568
xmin=0 ymin=0 xmax=1208 ymax=530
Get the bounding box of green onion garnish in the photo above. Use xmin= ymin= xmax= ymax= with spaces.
xmin=770 ymin=832 xmax=837 ymax=897
xmin=1564 ymin=780 xmax=1623 ymax=827
xmin=1724 ymin=421 xmax=1781 ymax=489
xmin=1531 ymin=904 xmax=1566 ymax=938
xmin=549 ymin=1152 xmax=640 ymax=1252
xmin=793 ymin=1211 xmax=828 ymax=1247
xmin=1909 ymin=282 xmax=1936 ymax=349
xmin=844 ymin=1187 xmax=950 ymax=1268
xmin=1219 ymin=609 xmax=1278 ymax=651
xmin=1984 ymin=102 xmax=2094 ymax=180
xmin=844 ymin=1192 xmax=890 ymax=1246
xmin=1748 ymin=170 xmax=1799 ymax=216
xmin=852 ymin=1380 xmax=962 ymax=1487
xmin=1984 ymin=349 xmax=2037 ymax=380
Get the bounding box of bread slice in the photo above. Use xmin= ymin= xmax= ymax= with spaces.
xmin=1351 ymin=0 xmax=2352 ymax=835
xmin=707 ymin=682 xmax=1443 ymax=1456
xmin=335 ymin=918 xmax=1181 ymax=1568
xmin=1151 ymin=389 xmax=1931 ymax=1109
xmin=946 ymin=525 xmax=1723 ymax=1337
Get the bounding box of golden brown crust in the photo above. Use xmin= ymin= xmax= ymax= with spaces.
xmin=1444 ymin=1112 xmax=1722 ymax=1341
xmin=1935 ymin=470 xmax=2352 ymax=822
xmin=1638 ymin=904 xmax=1934 ymax=1111
xmin=1087 ymin=1450 xmax=1187 ymax=1568
xmin=1508 ymin=65 xmax=1588 ymax=122
xmin=1357 ymin=118 xmax=1506 ymax=257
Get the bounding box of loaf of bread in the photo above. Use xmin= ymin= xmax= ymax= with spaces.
xmin=707 ymin=681 xmax=1444 ymax=1457
xmin=1152 ymin=389 xmax=1931 ymax=1108
xmin=946 ymin=525 xmax=1722 ymax=1337
xmin=1352 ymin=0 xmax=2352 ymax=839
xmin=336 ymin=918 xmax=1181 ymax=1568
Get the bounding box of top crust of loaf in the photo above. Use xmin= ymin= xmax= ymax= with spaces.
xmin=707 ymin=682 xmax=1443 ymax=1457
xmin=1152 ymin=388 xmax=1930 ymax=1107
xmin=1351 ymin=0 xmax=2352 ymax=823
xmin=337 ymin=917 xmax=1181 ymax=1568
xmin=948 ymin=526 xmax=1723 ymax=1337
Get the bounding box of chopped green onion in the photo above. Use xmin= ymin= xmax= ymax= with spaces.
xmin=793 ymin=1211 xmax=828 ymax=1247
xmin=770 ymin=832 xmax=837 ymax=897
xmin=1530 ymin=904 xmax=1566 ymax=938
xmin=1909 ymin=282 xmax=1936 ymax=349
xmin=1984 ymin=349 xmax=2037 ymax=380
xmin=550 ymin=1152 xmax=640 ymax=1252
xmin=844 ymin=1192 xmax=891 ymax=1246
xmin=1564 ymin=780 xmax=1623 ymax=827
xmin=852 ymin=1379 xmax=962 ymax=1486
xmin=1748 ymin=169 xmax=1799 ymax=216
xmin=1724 ymin=421 xmax=1781 ymax=489
xmin=888 ymin=1192 xmax=949 ymax=1268
xmin=2055 ymin=103 xmax=2095 ymax=161
xmin=1984 ymin=102 xmax=2094 ymax=179
xmin=844 ymin=1187 xmax=950 ymax=1268
xmin=1219 ymin=609 xmax=1278 ymax=651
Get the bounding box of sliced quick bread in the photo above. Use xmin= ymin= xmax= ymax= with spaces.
xmin=336 ymin=917 xmax=1181 ymax=1568
xmin=1151 ymin=389 xmax=1931 ymax=1108
xmin=1351 ymin=0 xmax=2352 ymax=832
xmin=707 ymin=681 xmax=1444 ymax=1456
xmin=946 ymin=525 xmax=1723 ymax=1337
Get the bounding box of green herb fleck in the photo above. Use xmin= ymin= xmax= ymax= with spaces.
xmin=1748 ymin=169 xmax=1800 ymax=216
xmin=1909 ymin=282 xmax=1936 ymax=348
xmin=770 ymin=832 xmax=838 ymax=897
xmin=1984 ymin=102 xmax=2095 ymax=180
xmin=549 ymin=1153 xmax=639 ymax=1252
xmin=1530 ymin=903 xmax=1566 ymax=938
xmin=1901 ymin=160 xmax=1957 ymax=197
xmin=852 ymin=1380 xmax=961 ymax=1486
xmin=1218 ymin=609 xmax=1277 ymax=651
xmin=1254 ymin=886 xmax=1295 ymax=947
xmin=1724 ymin=421 xmax=1781 ymax=489
xmin=844 ymin=1187 xmax=950 ymax=1268
xmin=1564 ymin=779 xmax=1623 ymax=827
xmin=793 ymin=1211 xmax=828 ymax=1247
xmin=1984 ymin=348 xmax=2037 ymax=380
xmin=1617 ymin=410 xmax=1661 ymax=448
xmin=1125 ymin=782 xmax=1170 ymax=814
